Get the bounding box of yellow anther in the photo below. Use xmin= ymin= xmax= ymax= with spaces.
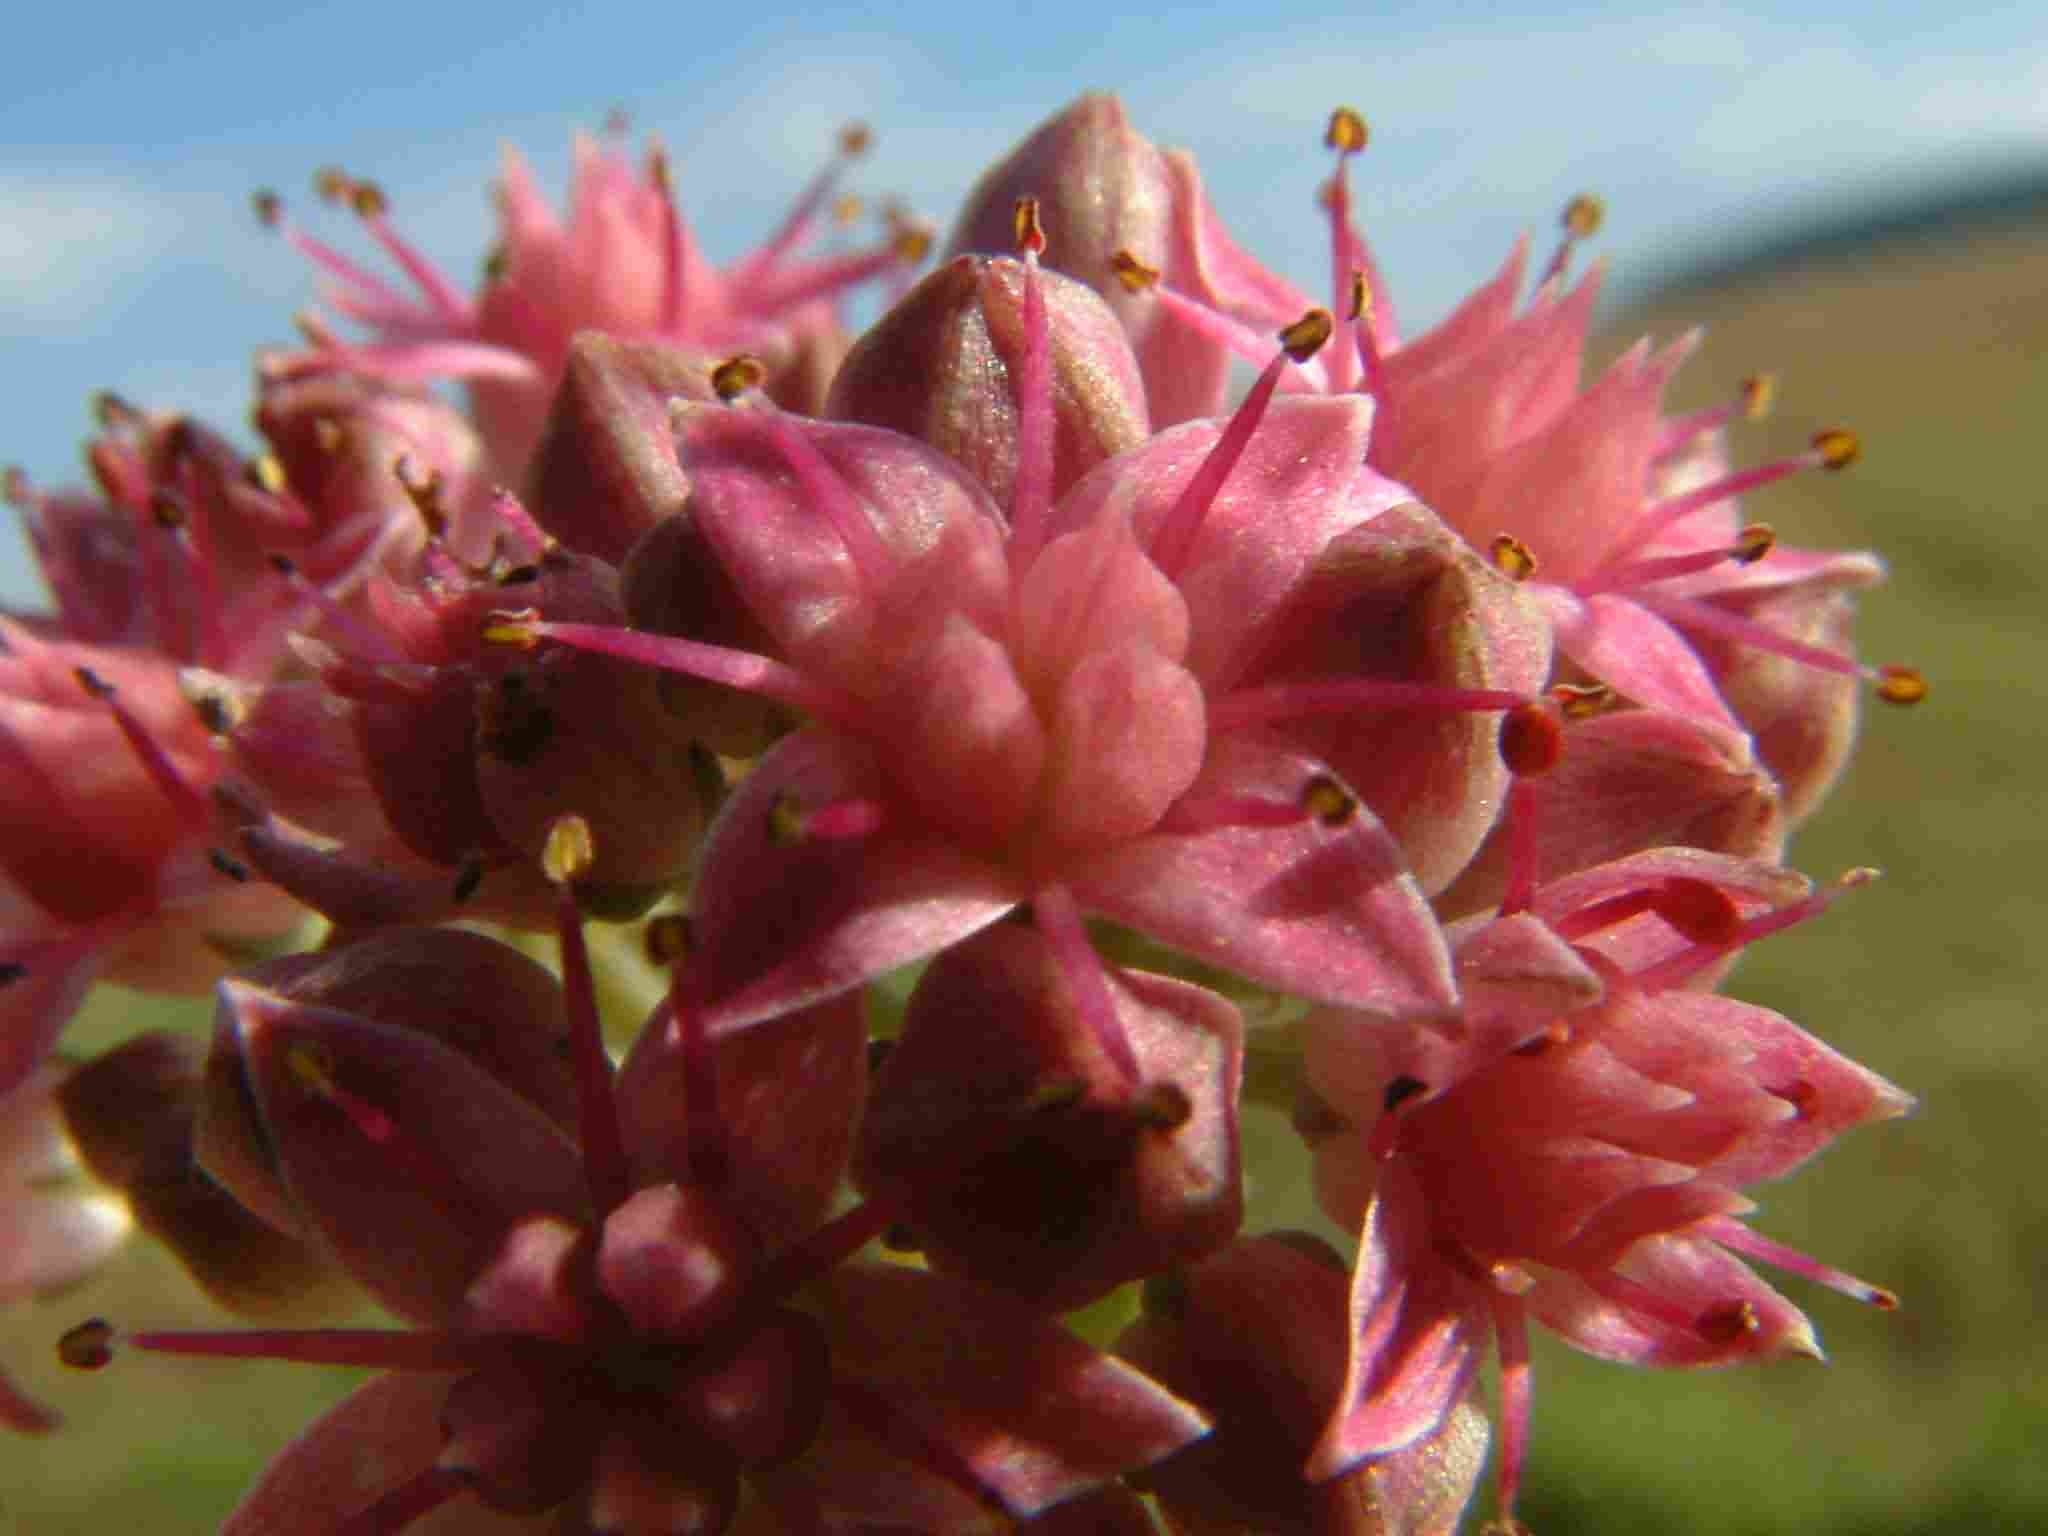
xmin=93 ymin=391 xmax=141 ymax=431
xmin=832 ymin=193 xmax=863 ymax=225
xmin=1838 ymin=866 xmax=1883 ymax=889
xmin=1110 ymin=249 xmax=1160 ymax=292
xmin=1813 ymin=428 xmax=1859 ymax=470
xmin=313 ymin=166 xmax=352 ymax=203
xmin=1731 ymin=523 xmax=1776 ymax=564
xmin=1875 ymin=664 xmax=1926 ymax=706
xmin=1012 ymin=196 xmax=1047 ymax=257
xmin=1562 ymin=193 xmax=1605 ymax=240
xmin=1279 ymin=308 xmax=1334 ymax=363
xmin=839 ymin=122 xmax=873 ymax=156
xmin=347 ymin=179 xmax=389 ymax=219
xmin=481 ymin=608 xmax=543 ymax=648
xmin=767 ymin=792 xmax=809 ymax=847
xmin=542 ymin=815 xmax=595 ymax=885
xmin=1 ymin=466 xmax=27 ymax=507
xmin=149 ymin=490 xmax=186 ymax=531
xmin=252 ymin=188 xmax=283 ymax=228
xmin=1489 ymin=533 xmax=1537 ymax=581
xmin=1740 ymin=373 xmax=1776 ymax=420
xmin=711 ymin=354 xmax=767 ymax=401
xmin=1549 ymin=682 xmax=1616 ymax=720
xmin=313 ymin=417 xmax=345 ymax=454
xmin=647 ymin=142 xmax=674 ymax=197
xmin=249 ymin=452 xmax=287 ymax=495
xmin=1324 ymin=106 xmax=1369 ymax=154
xmin=1302 ymin=773 xmax=1359 ymax=827
xmin=1348 ymin=269 xmax=1371 ymax=321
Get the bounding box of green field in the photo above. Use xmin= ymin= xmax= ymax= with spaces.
xmin=3 ymin=204 xmax=2043 ymax=1533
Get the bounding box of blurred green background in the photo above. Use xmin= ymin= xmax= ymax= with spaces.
xmin=3 ymin=192 xmax=2045 ymax=1533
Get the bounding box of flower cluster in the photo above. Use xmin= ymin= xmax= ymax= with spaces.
xmin=4 ymin=94 xmax=1918 ymax=1534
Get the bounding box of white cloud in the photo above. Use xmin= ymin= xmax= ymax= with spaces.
xmin=0 ymin=170 xmax=185 ymax=331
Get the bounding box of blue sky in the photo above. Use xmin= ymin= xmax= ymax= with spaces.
xmin=6 ymin=2 xmax=2043 ymax=604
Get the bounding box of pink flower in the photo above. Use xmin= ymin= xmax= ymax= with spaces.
xmin=1117 ymin=1233 xmax=1491 ymax=1536
xmin=510 ymin=309 xmax=1473 ymax=1169
xmin=70 ymin=872 xmax=1208 ymax=1532
xmin=1298 ymin=851 xmax=1912 ymax=1524
xmin=266 ymin=123 xmax=924 ymax=480
xmin=969 ymin=97 xmax=1921 ymax=817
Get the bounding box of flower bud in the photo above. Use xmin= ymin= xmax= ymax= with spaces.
xmin=828 ymin=255 xmax=1150 ymax=510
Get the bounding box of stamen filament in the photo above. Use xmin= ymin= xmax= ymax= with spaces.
xmin=1148 ymin=317 xmax=1327 ymax=580
xmin=131 ymin=1326 xmax=515 ymax=1371
xmin=1032 ymin=883 xmax=1140 ymax=1089
xmin=1007 ymin=198 xmax=1055 ymax=568
xmin=74 ymin=668 xmax=212 ymax=829
xmin=501 ymin=619 xmax=858 ymax=728
xmin=1487 ymin=1289 xmax=1533 ymax=1527
xmin=547 ymin=821 xmax=634 ymax=1221
xmin=1699 ymin=1218 xmax=1898 ymax=1308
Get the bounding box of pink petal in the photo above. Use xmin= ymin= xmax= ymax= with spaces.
xmin=689 ymin=732 xmax=1021 ymax=1035
xmin=1540 ymin=587 xmax=1739 ymax=725
xmin=1072 ymin=737 xmax=1455 ymax=1019
xmin=1310 ymin=1167 xmax=1485 ymax=1479
xmin=815 ymin=1263 xmax=1210 ymax=1518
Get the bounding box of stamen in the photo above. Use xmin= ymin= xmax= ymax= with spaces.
xmin=725 ymin=122 xmax=874 ymax=291
xmin=1634 ymin=589 xmax=1925 ymax=704
xmin=695 ymin=394 xmax=897 ymax=585
xmin=545 ymin=816 xmax=633 ymax=1220
xmin=1540 ymin=192 xmax=1604 ymax=287
xmin=1490 ymin=534 xmax=1537 ymax=581
xmin=1148 ymin=306 xmax=1332 ymax=580
xmin=750 ymin=1191 xmax=910 ymax=1309
xmin=1321 ymin=108 xmax=1370 ymax=394
xmin=344 ymin=176 xmax=475 ymax=326
xmin=1623 ymin=429 xmax=1859 ymax=547
xmin=73 ymin=668 xmax=211 ymax=829
xmin=484 ymin=613 xmax=858 ymax=729
xmin=1008 ymin=197 xmax=1056 ymax=567
xmin=283 ymin=1038 xmax=476 ymax=1213
xmin=1155 ymin=773 xmax=1357 ymax=835
xmin=1486 ymin=1290 xmax=1534 ymax=1529
xmin=1032 ymin=883 xmax=1141 ymax=1089
xmin=1573 ymin=525 xmax=1776 ymax=596
xmin=1655 ymin=373 xmax=1776 ymax=462
xmin=1496 ymin=702 xmax=1563 ymax=916
xmin=267 ymin=554 xmax=407 ymax=665
xmin=1625 ymin=868 xmax=1875 ymax=993
xmin=128 ymin=1326 xmax=516 ymax=1371
xmin=1700 ymin=1217 xmax=1898 ymax=1310
xmin=711 ymin=354 xmax=767 ymax=401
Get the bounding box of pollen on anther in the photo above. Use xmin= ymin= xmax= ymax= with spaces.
xmin=346 ymin=180 xmax=389 ymax=220
xmin=711 ymin=354 xmax=767 ymax=401
xmin=1279 ymin=308 xmax=1335 ymax=363
xmin=1876 ymin=665 xmax=1927 ymax=706
xmin=1732 ymin=523 xmax=1777 ymax=564
xmin=1012 ymin=196 xmax=1047 ymax=257
xmin=1347 ymin=270 xmax=1371 ymax=322
xmin=1741 ymin=374 xmax=1777 ymax=420
xmin=1110 ymin=249 xmax=1160 ymax=292
xmin=1324 ymin=106 xmax=1369 ymax=154
xmin=59 ymin=1319 xmax=116 ymax=1371
xmin=1302 ymin=773 xmax=1358 ymax=827
xmin=1562 ymin=193 xmax=1605 ymax=240
xmin=839 ymin=122 xmax=874 ymax=156
xmin=480 ymin=608 xmax=543 ymax=648
xmin=1137 ymin=1082 xmax=1194 ymax=1131
xmin=542 ymin=815 xmax=595 ymax=886
xmin=1548 ymin=682 xmax=1615 ymax=721
xmin=1490 ymin=533 xmax=1537 ymax=581
xmin=251 ymin=188 xmax=282 ymax=228
xmin=1813 ymin=428 xmax=1860 ymax=470
xmin=767 ymin=792 xmax=809 ymax=847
